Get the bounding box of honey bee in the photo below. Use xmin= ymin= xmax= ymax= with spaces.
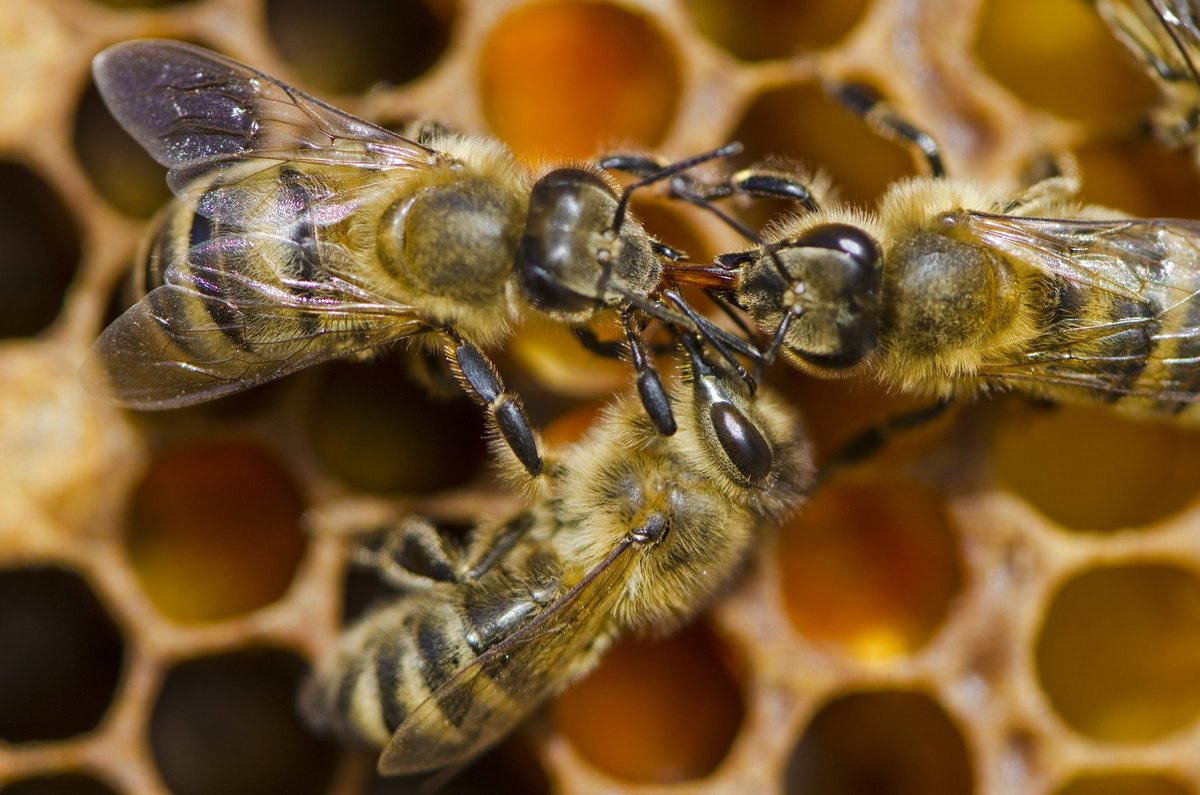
xmin=1093 ymin=0 xmax=1200 ymax=147
xmin=647 ymin=82 xmax=1200 ymax=426
xmin=300 ymin=338 xmax=814 ymax=774
xmin=87 ymin=40 xmax=754 ymax=478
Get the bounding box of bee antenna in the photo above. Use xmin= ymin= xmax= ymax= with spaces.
xmin=609 ymin=141 xmax=744 ymax=234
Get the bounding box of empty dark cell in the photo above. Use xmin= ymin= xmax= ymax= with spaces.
xmin=149 ymin=649 xmax=337 ymax=795
xmin=0 ymin=568 xmax=124 ymax=743
xmin=361 ymin=734 xmax=550 ymax=795
xmin=0 ymin=162 xmax=80 ymax=338
xmin=308 ymin=356 xmax=487 ymax=494
xmin=266 ymin=0 xmax=456 ymax=94
xmin=785 ymin=690 xmax=974 ymax=795
xmin=73 ymin=79 xmax=170 ymax=218
xmin=1 ymin=772 xmax=119 ymax=795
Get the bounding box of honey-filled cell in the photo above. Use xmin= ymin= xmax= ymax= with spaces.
xmin=777 ymin=473 xmax=963 ymax=659
xmin=480 ymin=2 xmax=679 ymax=161
xmin=976 ymin=0 xmax=1157 ymax=125
xmin=1054 ymin=772 xmax=1196 ymax=795
xmin=125 ymin=440 xmax=307 ymax=623
xmin=994 ymin=405 xmax=1200 ymax=532
xmin=1036 ymin=563 xmax=1200 ymax=742
xmin=553 ymin=623 xmax=744 ymax=783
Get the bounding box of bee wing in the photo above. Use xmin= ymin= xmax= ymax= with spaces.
xmin=92 ymin=39 xmax=441 ymax=220
xmin=87 ymin=230 xmax=426 ymax=408
xmin=377 ymin=540 xmax=637 ymax=776
xmin=1097 ymin=0 xmax=1200 ymax=86
xmin=961 ymin=211 xmax=1200 ymax=402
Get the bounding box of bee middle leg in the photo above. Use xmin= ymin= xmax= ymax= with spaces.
xmin=826 ymin=80 xmax=946 ymax=178
xmin=439 ymin=329 xmax=544 ymax=479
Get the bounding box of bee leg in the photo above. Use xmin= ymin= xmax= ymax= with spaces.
xmin=573 ymin=325 xmax=676 ymax=360
xmin=352 ymin=515 xmax=464 ymax=589
xmin=573 ymin=326 xmax=627 ymax=359
xmin=623 ymin=309 xmax=677 ymax=435
xmin=596 ymin=152 xmax=669 ymax=177
xmin=826 ymin=80 xmax=946 ymax=178
xmin=818 ymin=398 xmax=954 ymax=484
xmin=460 ymin=511 xmax=538 ymax=580
xmin=441 ymin=330 xmax=544 ymax=478
xmin=999 ymin=176 xmax=1082 ymax=216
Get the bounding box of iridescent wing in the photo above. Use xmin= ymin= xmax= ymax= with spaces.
xmin=92 ymin=39 xmax=439 ymax=181
xmin=92 ymin=39 xmax=445 ymax=228
xmin=87 ymin=228 xmax=427 ymax=408
xmin=88 ymin=40 xmax=446 ymax=407
xmin=377 ymin=540 xmax=637 ymax=775
xmin=960 ymin=210 xmax=1200 ymax=403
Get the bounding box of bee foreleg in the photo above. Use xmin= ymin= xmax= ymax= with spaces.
xmin=826 ymin=79 xmax=946 ymax=178
xmin=440 ymin=330 xmax=544 ymax=479
xmin=622 ymin=309 xmax=677 ymax=436
xmin=351 ymin=515 xmax=465 ymax=589
xmin=817 ymin=398 xmax=954 ymax=484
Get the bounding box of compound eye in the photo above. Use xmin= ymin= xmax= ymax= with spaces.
xmin=710 ymin=402 xmax=773 ymax=485
xmin=796 ymin=223 xmax=880 ymax=271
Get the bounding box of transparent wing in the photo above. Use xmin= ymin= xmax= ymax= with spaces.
xmin=1096 ymin=0 xmax=1200 ymax=87
xmin=962 ymin=210 xmax=1200 ymax=402
xmin=378 ymin=540 xmax=637 ymax=775
xmin=91 ymin=39 xmax=444 ymax=222
xmin=87 ymin=229 xmax=427 ymax=408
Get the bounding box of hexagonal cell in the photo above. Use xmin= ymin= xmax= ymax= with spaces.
xmin=784 ymin=689 xmax=974 ymax=794
xmin=1054 ymin=772 xmax=1196 ymax=795
xmin=1036 ymin=563 xmax=1200 ymax=742
xmin=125 ymin=440 xmax=307 ymax=623
xmin=480 ymin=2 xmax=680 ymax=160
xmin=684 ymin=0 xmax=868 ymax=61
xmin=266 ymin=0 xmax=456 ymax=94
xmin=0 ymin=773 xmax=119 ymax=795
xmin=73 ymin=77 xmax=170 ymax=219
xmin=553 ymin=623 xmax=744 ymax=783
xmin=0 ymin=568 xmax=124 ymax=743
xmin=149 ymin=649 xmax=337 ymax=795
xmin=777 ymin=473 xmax=964 ymax=659
xmin=993 ymin=405 xmax=1200 ymax=531
xmin=1074 ymin=140 xmax=1200 ymax=219
xmin=307 ymin=356 xmax=487 ymax=494
xmin=731 ymin=82 xmax=916 ymax=213
xmin=976 ymin=0 xmax=1157 ymax=125
xmin=88 ymin=0 xmax=191 ymax=6
xmin=0 ymin=161 xmax=81 ymax=338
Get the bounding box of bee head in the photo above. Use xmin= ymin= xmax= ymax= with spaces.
xmin=737 ymin=222 xmax=883 ymax=375
xmin=516 ymin=168 xmax=659 ymax=321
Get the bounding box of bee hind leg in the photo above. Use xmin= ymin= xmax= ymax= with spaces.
xmin=351 ymin=515 xmax=466 ymax=589
xmin=818 ymin=398 xmax=954 ymax=485
xmin=440 ymin=329 xmax=544 ymax=479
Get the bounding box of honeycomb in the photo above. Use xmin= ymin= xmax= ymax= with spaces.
xmin=4 ymin=0 xmax=1200 ymax=793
